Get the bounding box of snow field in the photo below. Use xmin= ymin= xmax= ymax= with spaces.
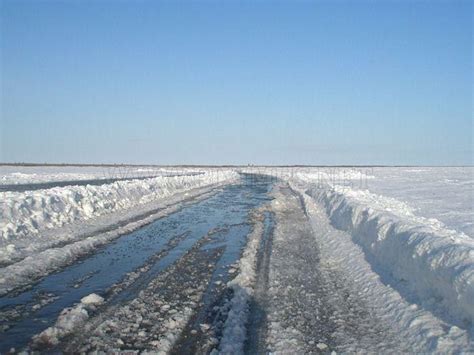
xmin=362 ymin=167 xmax=474 ymax=237
xmin=2 ymin=166 xmax=472 ymax=352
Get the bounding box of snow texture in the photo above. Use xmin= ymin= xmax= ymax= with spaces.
xmin=32 ymin=293 xmax=104 ymax=347
xmin=1 ymin=170 xmax=237 ymax=245
xmin=218 ymin=209 xmax=265 ymax=354
xmin=292 ymin=183 xmax=473 ymax=352
xmin=0 ymin=171 xmax=237 ymax=295
xmin=298 ymin=180 xmax=474 ymax=334
xmin=356 ymin=167 xmax=474 ymax=237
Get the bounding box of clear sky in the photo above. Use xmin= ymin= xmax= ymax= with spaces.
xmin=1 ymin=0 xmax=472 ymax=165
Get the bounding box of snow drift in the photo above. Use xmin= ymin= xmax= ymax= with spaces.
xmin=302 ymin=182 xmax=474 ymax=328
xmin=1 ymin=171 xmax=237 ymax=243
xmin=0 ymin=170 xmax=238 ymax=295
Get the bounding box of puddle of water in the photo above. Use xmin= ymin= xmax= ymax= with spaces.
xmin=172 ymin=207 xmax=275 ymax=354
xmin=0 ymin=180 xmax=273 ymax=352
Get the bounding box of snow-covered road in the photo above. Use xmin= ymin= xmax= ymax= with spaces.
xmin=265 ymin=185 xmax=405 ymax=353
xmin=0 ymin=167 xmax=472 ymax=353
xmin=0 ymin=179 xmax=273 ymax=353
xmin=293 ymin=184 xmax=472 ymax=352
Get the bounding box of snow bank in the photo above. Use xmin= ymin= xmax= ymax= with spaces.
xmin=0 ymin=172 xmax=237 ymax=295
xmin=1 ymin=170 xmax=238 ymax=245
xmin=295 ymin=186 xmax=472 ymax=352
xmin=302 ymin=182 xmax=474 ymax=328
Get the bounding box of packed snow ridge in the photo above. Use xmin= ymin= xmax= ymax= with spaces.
xmin=217 ymin=208 xmax=266 ymax=354
xmin=33 ymin=293 xmax=105 ymax=347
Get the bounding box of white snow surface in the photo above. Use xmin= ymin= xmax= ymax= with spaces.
xmin=245 ymin=167 xmax=473 ymax=349
xmin=289 ymin=172 xmax=474 ymax=336
xmin=1 ymin=170 xmax=237 ymax=250
xmin=294 ymin=185 xmax=473 ymax=352
xmin=243 ymin=166 xmax=472 ymax=239
xmin=3 ymin=166 xmax=473 ymax=351
xmin=0 ymin=169 xmax=237 ymax=295
xmin=358 ymin=167 xmax=474 ymax=238
xmin=292 ymin=167 xmax=473 ymax=238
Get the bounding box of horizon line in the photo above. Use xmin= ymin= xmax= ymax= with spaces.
xmin=1 ymin=163 xmax=473 ymax=168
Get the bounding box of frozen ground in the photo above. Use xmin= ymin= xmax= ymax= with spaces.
xmin=0 ymin=166 xmax=472 ymax=353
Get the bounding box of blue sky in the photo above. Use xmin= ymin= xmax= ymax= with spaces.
xmin=1 ymin=0 xmax=472 ymax=165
